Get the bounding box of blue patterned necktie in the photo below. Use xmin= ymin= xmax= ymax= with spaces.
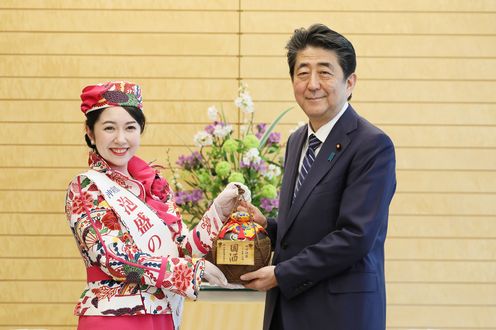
xmin=294 ymin=134 xmax=322 ymax=199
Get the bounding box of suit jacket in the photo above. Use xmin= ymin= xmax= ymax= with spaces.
xmin=264 ymin=105 xmax=396 ymax=330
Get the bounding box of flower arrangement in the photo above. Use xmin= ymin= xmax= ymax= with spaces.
xmin=170 ymin=83 xmax=291 ymax=229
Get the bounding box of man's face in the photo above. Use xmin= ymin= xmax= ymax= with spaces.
xmin=292 ymin=46 xmax=356 ymax=130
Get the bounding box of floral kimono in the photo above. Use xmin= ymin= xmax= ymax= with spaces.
xmin=65 ymin=152 xmax=223 ymax=317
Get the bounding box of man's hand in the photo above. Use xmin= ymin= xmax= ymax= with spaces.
xmin=238 ymin=200 xmax=268 ymax=228
xmin=240 ymin=266 xmax=277 ymax=291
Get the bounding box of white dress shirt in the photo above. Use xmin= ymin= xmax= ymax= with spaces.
xmin=297 ymin=102 xmax=349 ymax=172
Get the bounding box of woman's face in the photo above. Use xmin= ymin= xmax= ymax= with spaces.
xmin=86 ymin=106 xmax=141 ymax=175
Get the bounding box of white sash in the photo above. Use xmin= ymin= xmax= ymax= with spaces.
xmin=84 ymin=169 xmax=184 ymax=329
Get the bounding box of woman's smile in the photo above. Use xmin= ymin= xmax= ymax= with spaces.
xmin=110 ymin=148 xmax=129 ymax=156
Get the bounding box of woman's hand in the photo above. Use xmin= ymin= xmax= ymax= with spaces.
xmin=238 ymin=201 xmax=267 ymax=229
xmin=203 ymin=260 xmax=244 ymax=289
xmin=213 ymin=182 xmax=251 ymax=221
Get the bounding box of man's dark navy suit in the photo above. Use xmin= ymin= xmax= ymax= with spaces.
xmin=264 ymin=105 xmax=396 ymax=330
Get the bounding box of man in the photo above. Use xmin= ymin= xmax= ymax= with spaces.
xmin=240 ymin=24 xmax=396 ymax=330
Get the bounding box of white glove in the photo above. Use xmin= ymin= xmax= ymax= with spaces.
xmin=236 ymin=182 xmax=251 ymax=202
xmin=213 ymin=182 xmax=251 ymax=220
xmin=203 ymin=260 xmax=244 ymax=289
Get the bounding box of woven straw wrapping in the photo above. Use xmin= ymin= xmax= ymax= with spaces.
xmin=209 ymin=236 xmax=271 ymax=284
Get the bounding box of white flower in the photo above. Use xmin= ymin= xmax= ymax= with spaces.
xmin=213 ymin=124 xmax=232 ymax=138
xmin=234 ymin=92 xmax=254 ymax=114
xmin=240 ymin=125 xmax=248 ymax=134
xmin=176 ymin=182 xmax=184 ymax=190
xmin=243 ymin=148 xmax=261 ymax=164
xmin=193 ymin=131 xmax=213 ymax=147
xmin=264 ymin=164 xmax=282 ymax=180
xmin=207 ymin=106 xmax=218 ymax=121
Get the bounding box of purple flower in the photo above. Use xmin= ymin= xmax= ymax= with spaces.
xmin=191 ymin=151 xmax=202 ymax=162
xmin=260 ymin=197 xmax=279 ymax=212
xmin=205 ymin=124 xmax=215 ymax=134
xmin=256 ymin=123 xmax=267 ymax=139
xmin=175 ymin=189 xmax=204 ymax=205
xmin=176 ymin=155 xmax=187 ymax=168
xmin=189 ymin=189 xmax=204 ymax=203
xmin=240 ymin=159 xmax=267 ymax=172
xmin=176 ymin=151 xmax=203 ymax=170
xmin=175 ymin=191 xmax=188 ymax=205
xmin=267 ymin=132 xmax=281 ymax=145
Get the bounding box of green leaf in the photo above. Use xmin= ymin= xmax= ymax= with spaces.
xmin=266 ymin=146 xmax=278 ymax=154
xmin=258 ymin=107 xmax=293 ymax=149
xmin=80 ymin=177 xmax=91 ymax=188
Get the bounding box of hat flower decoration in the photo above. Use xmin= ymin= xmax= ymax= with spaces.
xmin=80 ymin=81 xmax=143 ymax=115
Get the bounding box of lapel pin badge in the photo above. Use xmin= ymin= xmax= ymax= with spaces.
xmin=328 ymin=143 xmax=342 ymax=161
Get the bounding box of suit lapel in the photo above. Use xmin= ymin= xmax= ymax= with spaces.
xmin=279 ymin=106 xmax=359 ymax=239
xmin=277 ymin=125 xmax=307 ymax=222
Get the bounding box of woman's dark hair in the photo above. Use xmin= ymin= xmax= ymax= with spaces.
xmin=84 ymin=106 xmax=146 ymax=149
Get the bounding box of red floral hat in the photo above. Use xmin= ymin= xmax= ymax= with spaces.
xmin=80 ymin=81 xmax=143 ymax=115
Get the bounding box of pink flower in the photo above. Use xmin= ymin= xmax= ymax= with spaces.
xmin=119 ymin=232 xmax=132 ymax=244
xmin=71 ymin=191 xmax=93 ymax=214
xmin=172 ymin=263 xmax=193 ymax=292
xmin=101 ymin=211 xmax=121 ymax=231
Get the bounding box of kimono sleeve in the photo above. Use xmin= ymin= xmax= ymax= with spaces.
xmin=65 ymin=174 xmax=205 ymax=300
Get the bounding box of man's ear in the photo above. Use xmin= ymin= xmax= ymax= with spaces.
xmin=346 ymin=73 xmax=357 ymax=94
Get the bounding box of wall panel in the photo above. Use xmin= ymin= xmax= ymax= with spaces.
xmin=0 ymin=10 xmax=238 ymax=33
xmin=241 ymin=0 xmax=496 ymax=12
xmin=0 ymin=32 xmax=239 ymax=55
xmin=4 ymin=281 xmax=496 ymax=306
xmin=241 ymin=34 xmax=496 ymax=57
xmin=240 ymin=2 xmax=496 ymax=329
xmin=0 ymin=55 xmax=238 ymax=78
xmin=3 ymin=123 xmax=495 ymax=148
xmin=0 ymin=213 xmax=70 ymax=235
xmin=0 ymin=146 xmax=194 ymax=168
xmin=3 ymin=259 xmax=495 ymax=283
xmin=390 ymin=215 xmax=496 ymax=238
xmin=0 ymin=0 xmax=238 ymax=10
xmin=241 ymin=57 xmax=496 ymax=80
xmin=241 ymin=12 xmax=496 ymax=34
xmin=1 ymin=100 xmax=238 ymax=123
xmin=0 ymin=3 xmax=241 ymax=327
xmin=243 ymin=102 xmax=496 ymax=125
xmin=241 ymin=79 xmax=496 ymax=103
xmin=0 ymin=1 xmax=494 ymax=329
xmin=0 ymin=78 xmax=239 ymax=101
xmin=4 ymin=169 xmax=495 ymax=193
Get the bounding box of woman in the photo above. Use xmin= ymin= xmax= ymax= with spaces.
xmin=65 ymin=81 xmax=244 ymax=329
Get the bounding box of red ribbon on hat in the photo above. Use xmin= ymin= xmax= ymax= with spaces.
xmin=80 ymin=83 xmax=112 ymax=115
xmin=80 ymin=81 xmax=142 ymax=116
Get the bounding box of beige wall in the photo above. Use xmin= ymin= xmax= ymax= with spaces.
xmin=1 ymin=1 xmax=495 ymax=329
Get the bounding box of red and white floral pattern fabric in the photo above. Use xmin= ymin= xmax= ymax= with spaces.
xmin=65 ymin=152 xmax=223 ymax=316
